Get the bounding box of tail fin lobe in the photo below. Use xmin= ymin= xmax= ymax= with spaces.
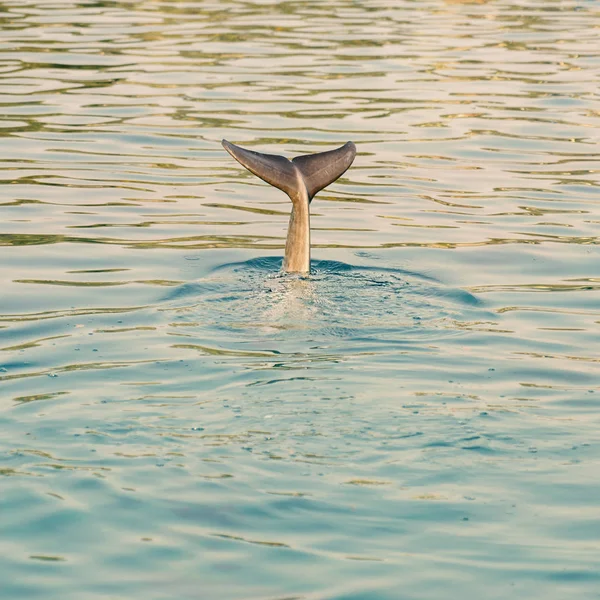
xmin=292 ymin=141 xmax=356 ymax=200
xmin=222 ymin=139 xmax=299 ymax=199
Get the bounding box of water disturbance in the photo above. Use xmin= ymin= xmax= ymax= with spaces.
xmin=1 ymin=0 xmax=599 ymax=598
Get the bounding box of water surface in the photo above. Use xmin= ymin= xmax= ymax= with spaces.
xmin=1 ymin=0 xmax=599 ymax=598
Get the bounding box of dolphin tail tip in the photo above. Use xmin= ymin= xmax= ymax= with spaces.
xmin=292 ymin=141 xmax=356 ymax=199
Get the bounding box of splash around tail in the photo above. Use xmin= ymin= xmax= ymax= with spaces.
xmin=222 ymin=139 xmax=356 ymax=274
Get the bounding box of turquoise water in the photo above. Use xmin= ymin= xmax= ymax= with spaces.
xmin=1 ymin=0 xmax=600 ymax=598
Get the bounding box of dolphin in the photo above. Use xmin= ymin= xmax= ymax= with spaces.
xmin=222 ymin=139 xmax=356 ymax=274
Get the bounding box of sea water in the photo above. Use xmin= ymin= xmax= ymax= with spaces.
xmin=1 ymin=1 xmax=599 ymax=598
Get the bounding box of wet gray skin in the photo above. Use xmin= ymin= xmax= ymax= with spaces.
xmin=222 ymin=139 xmax=356 ymax=273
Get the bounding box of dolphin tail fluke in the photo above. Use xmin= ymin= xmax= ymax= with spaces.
xmin=222 ymin=139 xmax=356 ymax=202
